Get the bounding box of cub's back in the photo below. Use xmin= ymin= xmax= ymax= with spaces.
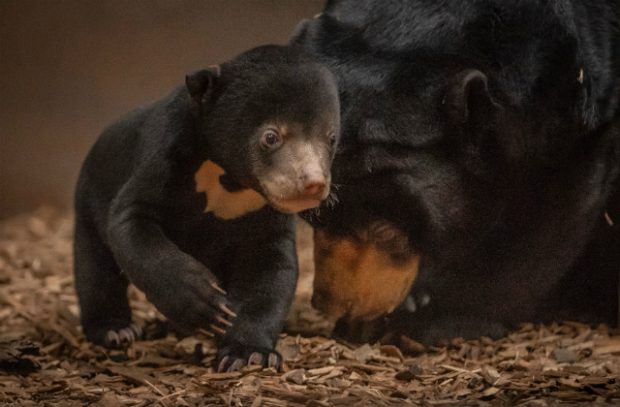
xmin=75 ymin=99 xmax=161 ymax=228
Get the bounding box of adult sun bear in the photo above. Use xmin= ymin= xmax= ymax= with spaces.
xmin=293 ymin=0 xmax=620 ymax=344
xmin=73 ymin=45 xmax=340 ymax=371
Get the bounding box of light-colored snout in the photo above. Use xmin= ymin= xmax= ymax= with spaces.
xmin=260 ymin=142 xmax=332 ymax=213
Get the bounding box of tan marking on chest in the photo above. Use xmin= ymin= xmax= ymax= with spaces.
xmin=312 ymin=229 xmax=420 ymax=322
xmin=194 ymin=160 xmax=266 ymax=220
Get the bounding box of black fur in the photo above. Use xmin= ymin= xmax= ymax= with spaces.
xmin=294 ymin=0 xmax=620 ymax=343
xmin=74 ymin=45 xmax=339 ymax=370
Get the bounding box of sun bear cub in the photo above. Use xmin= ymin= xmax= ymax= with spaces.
xmin=73 ymin=45 xmax=340 ymax=372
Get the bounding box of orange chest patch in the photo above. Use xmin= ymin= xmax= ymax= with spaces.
xmin=194 ymin=160 xmax=266 ymax=220
xmin=313 ymin=229 xmax=420 ymax=321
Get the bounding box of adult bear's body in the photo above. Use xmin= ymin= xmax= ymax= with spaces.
xmin=294 ymin=0 xmax=620 ymax=343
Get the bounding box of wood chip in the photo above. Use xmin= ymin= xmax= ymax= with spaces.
xmin=553 ymin=348 xmax=578 ymax=363
xmin=282 ymin=369 xmax=306 ymax=384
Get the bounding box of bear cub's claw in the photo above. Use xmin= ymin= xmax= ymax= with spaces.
xmin=216 ymin=346 xmax=282 ymax=372
xmin=101 ymin=323 xmax=143 ymax=349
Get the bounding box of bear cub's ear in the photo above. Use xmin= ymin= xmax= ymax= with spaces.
xmin=185 ymin=65 xmax=221 ymax=107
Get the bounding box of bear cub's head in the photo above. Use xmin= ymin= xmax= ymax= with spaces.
xmin=186 ymin=45 xmax=340 ymax=214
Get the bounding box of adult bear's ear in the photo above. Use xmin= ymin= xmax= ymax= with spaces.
xmin=443 ymin=69 xmax=502 ymax=128
xmin=185 ymin=65 xmax=221 ymax=108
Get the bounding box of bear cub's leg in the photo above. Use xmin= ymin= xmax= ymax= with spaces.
xmin=73 ymin=217 xmax=142 ymax=348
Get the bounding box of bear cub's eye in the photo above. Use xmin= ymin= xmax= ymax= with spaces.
xmin=260 ymin=129 xmax=282 ymax=150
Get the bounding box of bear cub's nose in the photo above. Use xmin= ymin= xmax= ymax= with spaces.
xmin=303 ymin=181 xmax=326 ymax=198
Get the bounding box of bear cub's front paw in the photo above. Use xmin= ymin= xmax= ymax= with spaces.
xmin=146 ymin=269 xmax=238 ymax=337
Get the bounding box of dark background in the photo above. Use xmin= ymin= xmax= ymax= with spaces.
xmin=0 ymin=0 xmax=323 ymax=219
